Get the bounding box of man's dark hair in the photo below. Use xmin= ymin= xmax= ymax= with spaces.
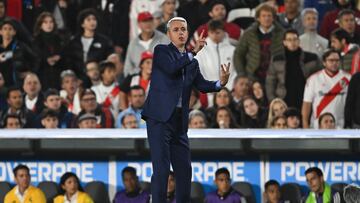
xmin=44 ymin=88 xmax=60 ymax=100
xmin=265 ymin=179 xmax=280 ymax=191
xmin=77 ymin=8 xmax=98 ymax=34
xmin=337 ymin=9 xmax=355 ymax=21
xmin=129 ymin=85 xmax=145 ymax=95
xmin=215 ymin=167 xmax=230 ymax=179
xmin=122 ymin=166 xmax=137 ymax=179
xmin=322 ymin=48 xmax=341 ymax=62
xmin=283 ymin=28 xmax=299 ymax=40
xmin=331 ymin=28 xmax=351 ymax=44
xmin=6 ymin=86 xmax=22 ymax=99
xmin=40 ymin=108 xmax=59 ymax=120
xmin=99 ymin=60 xmax=116 ymax=76
xmin=210 ymin=0 xmax=227 ymax=12
xmin=3 ymin=113 xmax=21 ymax=128
xmin=305 ymin=167 xmax=323 ymax=177
xmin=13 ymin=164 xmax=30 ymax=177
xmin=208 ymin=20 xmax=225 ymax=32
xmin=0 ymin=19 xmax=16 ymax=30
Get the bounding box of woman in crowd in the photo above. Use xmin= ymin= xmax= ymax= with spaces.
xmin=33 ymin=12 xmax=65 ymax=90
xmin=240 ymin=96 xmax=268 ymax=128
xmin=251 ymin=80 xmax=268 ymax=108
xmin=319 ymin=112 xmax=336 ymax=129
xmin=212 ymin=106 xmax=239 ymax=128
xmin=54 ymin=172 xmax=94 ymax=203
xmin=270 ymin=115 xmax=288 ymax=129
xmin=267 ymin=98 xmax=288 ymax=128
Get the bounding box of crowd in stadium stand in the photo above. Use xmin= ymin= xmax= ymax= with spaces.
xmin=3 ymin=164 xmax=352 ymax=203
xmin=0 ymin=0 xmax=359 ymax=129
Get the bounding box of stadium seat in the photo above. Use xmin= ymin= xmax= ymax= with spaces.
xmin=0 ymin=181 xmax=12 ymax=203
xmin=84 ymin=181 xmax=110 ymax=203
xmin=331 ymin=183 xmax=348 ymax=195
xmin=232 ymin=181 xmax=256 ymax=203
xmin=280 ymin=183 xmax=302 ymax=203
xmin=190 ymin=182 xmax=205 ymax=203
xmin=37 ymin=181 xmax=60 ymax=203
xmin=139 ymin=181 xmax=151 ymax=193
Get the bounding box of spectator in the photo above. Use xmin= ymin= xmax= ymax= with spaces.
xmin=232 ymin=76 xmax=250 ymax=106
xmin=167 ymin=171 xmax=176 ymax=203
xmin=54 ymin=172 xmax=93 ymax=203
xmin=277 ymin=0 xmax=304 ymax=34
xmin=343 ymin=184 xmax=360 ymax=203
xmin=157 ymin=0 xmax=179 ymax=34
xmin=120 ymin=51 xmax=153 ymax=110
xmin=0 ymin=19 xmax=35 ymax=87
xmin=121 ymin=113 xmax=139 ymax=129
xmin=40 ymin=108 xmax=59 ymax=129
xmin=345 ymin=72 xmax=360 ymax=128
xmin=111 ymin=0 xmax=131 ymax=56
xmin=319 ymin=112 xmax=336 ymax=129
xmin=41 ymin=0 xmax=78 ymax=41
xmin=251 ymin=80 xmax=268 ymax=108
xmin=0 ymin=0 xmax=32 ymax=46
xmin=212 ymin=106 xmax=239 ymax=128
xmin=129 ymin=0 xmax=162 ymax=40
xmin=267 ymin=98 xmax=287 ymax=128
xmin=189 ymin=109 xmax=207 ymax=128
xmin=264 ymin=180 xmax=281 ymax=203
xmin=190 ymin=0 xmax=241 ymax=48
xmin=91 ymin=61 xmax=120 ymax=118
xmin=77 ymin=113 xmax=97 ymax=128
xmin=303 ymin=167 xmax=341 ymax=203
xmin=107 ymin=53 xmax=125 ymax=85
xmin=124 ymin=11 xmax=168 ymax=76
xmin=65 ymin=8 xmax=113 ymax=81
xmin=0 ymin=72 xmax=7 ymax=111
xmin=270 ymin=115 xmax=287 ymax=129
xmin=60 ymin=70 xmax=81 ymax=115
xmin=33 ymin=12 xmax=65 ymax=91
xmin=117 ymin=86 xmax=146 ymax=128
xmin=177 ymin=0 xmax=213 ymax=36
xmin=234 ymin=3 xmax=284 ymax=83
xmin=85 ymin=60 xmax=101 ymax=86
xmin=4 ymin=164 xmax=46 ymax=203
xmin=303 ymin=0 xmax=334 ymax=24
xmin=205 ymin=168 xmax=245 ymax=203
xmin=78 ymin=88 xmax=114 ymax=128
xmin=3 ymin=113 xmax=21 ymax=129
xmin=205 ymin=87 xmax=237 ymax=125
xmin=284 ymin=107 xmax=302 ymax=129
xmin=299 ymin=8 xmax=329 ymax=58
xmin=319 ymin=0 xmax=359 ymax=40
xmin=189 ymin=89 xmax=204 ymax=111
xmin=113 ymin=166 xmax=150 ymax=203
xmin=302 ymin=49 xmax=351 ymax=129
xmin=266 ymin=29 xmax=320 ymax=110
xmin=0 ymin=87 xmax=36 ymax=128
xmin=240 ymin=96 xmax=268 ymax=128
xmin=337 ymin=9 xmax=360 ymax=45
xmin=195 ymin=20 xmax=237 ymax=90
xmin=330 ymin=28 xmax=360 ymax=75
xmin=43 ymin=88 xmax=76 ymax=128
xmin=23 ymin=73 xmax=44 ymax=115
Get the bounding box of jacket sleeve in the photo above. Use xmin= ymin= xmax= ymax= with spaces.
xmin=153 ymin=45 xmax=192 ymax=75
xmin=344 ymin=73 xmax=358 ymax=128
xmin=233 ymin=32 xmax=248 ymax=76
xmin=193 ymin=60 xmax=219 ymax=93
xmin=265 ymin=57 xmax=277 ymax=101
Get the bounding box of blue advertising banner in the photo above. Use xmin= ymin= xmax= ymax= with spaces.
xmin=116 ymin=161 xmax=262 ymax=203
xmin=0 ymin=161 xmax=109 ymax=187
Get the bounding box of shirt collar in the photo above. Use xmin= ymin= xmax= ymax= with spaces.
xmin=15 ymin=185 xmax=29 ymax=202
xmin=258 ymin=25 xmax=274 ymax=34
xmin=64 ymin=191 xmax=78 ymax=203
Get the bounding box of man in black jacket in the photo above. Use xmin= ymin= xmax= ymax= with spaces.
xmin=345 ymin=72 xmax=360 ymax=128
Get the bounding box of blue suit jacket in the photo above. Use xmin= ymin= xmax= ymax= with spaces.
xmin=142 ymin=43 xmax=219 ymax=131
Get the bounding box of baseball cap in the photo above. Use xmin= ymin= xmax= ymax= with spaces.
xmin=138 ymin=12 xmax=154 ymax=22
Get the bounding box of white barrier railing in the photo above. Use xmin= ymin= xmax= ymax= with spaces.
xmin=0 ymin=129 xmax=359 ymax=139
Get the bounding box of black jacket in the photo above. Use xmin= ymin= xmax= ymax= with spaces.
xmin=240 ymin=107 xmax=268 ymax=128
xmin=65 ymin=33 xmax=113 ymax=80
xmin=345 ymin=72 xmax=360 ymax=128
xmin=0 ymin=39 xmax=36 ymax=87
xmin=33 ymin=31 xmax=66 ymax=90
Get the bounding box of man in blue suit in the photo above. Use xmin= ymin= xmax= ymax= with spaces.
xmin=141 ymin=17 xmax=231 ymax=203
